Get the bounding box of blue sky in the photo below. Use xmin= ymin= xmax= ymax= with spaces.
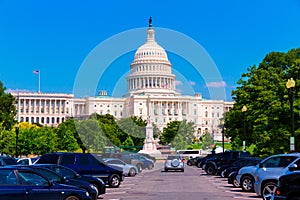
xmin=1 ymin=0 xmax=300 ymax=101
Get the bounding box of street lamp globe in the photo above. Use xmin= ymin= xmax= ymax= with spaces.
xmin=286 ymin=78 xmax=295 ymax=89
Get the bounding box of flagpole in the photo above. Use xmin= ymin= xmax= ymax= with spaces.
xmin=38 ymin=71 xmax=40 ymax=93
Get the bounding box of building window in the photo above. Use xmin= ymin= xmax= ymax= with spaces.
xmin=212 ymin=113 xmax=214 ymax=117
xmin=194 ymin=109 xmax=197 ymax=115
xmin=114 ymin=111 xmax=117 ymax=116
xmin=139 ymin=109 xmax=143 ymax=114
xmin=217 ymin=113 xmax=220 ymax=117
xmin=94 ymin=105 xmax=96 ymax=107
xmin=205 ymin=121 xmax=208 ymax=125
xmin=205 ymin=111 xmax=208 ymax=117
xmin=140 ymin=102 xmax=142 ymax=105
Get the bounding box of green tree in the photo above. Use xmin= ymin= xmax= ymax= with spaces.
xmin=56 ymin=119 xmax=80 ymax=152
xmin=159 ymin=120 xmax=195 ymax=150
xmin=225 ymin=48 xmax=300 ymax=156
xmin=117 ymin=116 xmax=146 ymax=147
xmin=0 ymin=123 xmax=14 ymax=155
xmin=77 ymin=118 xmax=106 ymax=153
xmin=201 ymin=132 xmax=214 ymax=150
xmin=0 ymin=82 xmax=16 ymax=130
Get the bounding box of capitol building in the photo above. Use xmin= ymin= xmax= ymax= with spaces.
xmin=11 ymin=20 xmax=234 ymax=141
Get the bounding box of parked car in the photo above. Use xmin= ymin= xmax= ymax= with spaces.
xmin=220 ymin=157 xmax=262 ymax=178
xmin=0 ymin=156 xmax=17 ymax=166
xmin=196 ymin=153 xmax=222 ymax=168
xmin=236 ymin=164 xmax=258 ymax=192
xmin=103 ymin=158 xmax=139 ymax=177
xmin=164 ymin=155 xmax=184 ymax=172
xmin=0 ymin=166 xmax=91 ymax=200
xmin=35 ymin=152 xmax=124 ymax=188
xmin=17 ymin=157 xmax=39 ymax=165
xmin=29 ymin=164 xmax=106 ymax=198
xmin=130 ymin=154 xmax=155 ymax=170
xmin=204 ymin=150 xmax=251 ymax=175
xmin=228 ymin=171 xmax=241 ymax=188
xmin=187 ymin=156 xmax=202 ymax=166
xmin=253 ymin=153 xmax=300 ymax=199
xmin=17 ymin=165 xmax=98 ymax=200
xmin=274 ymin=172 xmax=300 ymax=200
xmin=101 ymin=153 xmax=144 ymax=172
xmin=137 ymin=153 xmax=156 ymax=163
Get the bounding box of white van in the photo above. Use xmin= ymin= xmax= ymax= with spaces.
xmin=176 ymin=150 xmax=201 ymax=159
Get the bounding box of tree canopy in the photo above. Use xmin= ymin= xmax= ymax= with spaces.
xmin=0 ymin=82 xmax=16 ymax=130
xmin=159 ymin=120 xmax=195 ymax=150
xmin=225 ymin=48 xmax=300 ymax=156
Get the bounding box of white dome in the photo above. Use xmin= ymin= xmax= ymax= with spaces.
xmin=131 ymin=28 xmax=171 ymax=66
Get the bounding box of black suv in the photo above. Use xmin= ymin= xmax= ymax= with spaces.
xmin=274 ymin=172 xmax=300 ymax=199
xmin=204 ymin=150 xmax=251 ymax=175
xmin=35 ymin=152 xmax=124 ymax=188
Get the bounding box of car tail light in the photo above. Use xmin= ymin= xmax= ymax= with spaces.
xmin=276 ymin=189 xmax=281 ymax=196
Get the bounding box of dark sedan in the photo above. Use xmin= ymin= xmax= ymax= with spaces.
xmin=18 ymin=165 xmax=98 ymax=200
xmin=0 ymin=166 xmax=91 ymax=200
xmin=31 ymin=164 xmax=106 ymax=198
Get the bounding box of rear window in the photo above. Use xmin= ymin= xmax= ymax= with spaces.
xmin=37 ymin=154 xmax=59 ymax=164
xmin=60 ymin=154 xmax=75 ymax=165
xmin=167 ymin=155 xmax=180 ymax=160
xmin=2 ymin=158 xmax=17 ymax=165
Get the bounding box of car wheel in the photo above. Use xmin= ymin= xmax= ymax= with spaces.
xmin=205 ymin=165 xmax=216 ymax=175
xmin=108 ymin=174 xmax=121 ymax=188
xmin=197 ymin=162 xmax=201 ymax=168
xmin=241 ymin=176 xmax=254 ymax=192
xmin=187 ymin=161 xmax=192 ymax=166
xmin=129 ymin=168 xmax=136 ymax=177
xmin=148 ymin=163 xmax=154 ymax=170
xmin=165 ymin=168 xmax=168 ymax=172
xmin=262 ymin=181 xmax=277 ymax=200
xmin=136 ymin=164 xmax=142 ymax=172
xmin=64 ymin=196 xmax=80 ymax=200
xmin=91 ymin=183 xmax=99 ymax=197
xmin=233 ymin=176 xmax=240 ymax=188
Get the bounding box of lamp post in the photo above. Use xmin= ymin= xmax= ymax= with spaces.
xmin=220 ymin=120 xmax=225 ymax=153
xmin=241 ymin=105 xmax=247 ymax=151
xmin=286 ymin=78 xmax=296 ymax=152
xmin=15 ymin=124 xmax=19 ymax=158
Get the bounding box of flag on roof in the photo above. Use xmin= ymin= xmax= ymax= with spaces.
xmin=33 ymin=70 xmax=39 ymax=74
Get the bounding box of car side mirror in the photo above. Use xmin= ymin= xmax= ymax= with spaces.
xmin=289 ymin=163 xmax=298 ymax=171
xmin=259 ymin=163 xmax=263 ymax=168
xmin=75 ymin=173 xmax=81 ymax=178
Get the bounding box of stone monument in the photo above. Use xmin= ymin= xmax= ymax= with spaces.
xmin=139 ymin=95 xmax=162 ymax=157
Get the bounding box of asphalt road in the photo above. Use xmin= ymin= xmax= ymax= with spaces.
xmin=100 ymin=161 xmax=261 ymax=200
